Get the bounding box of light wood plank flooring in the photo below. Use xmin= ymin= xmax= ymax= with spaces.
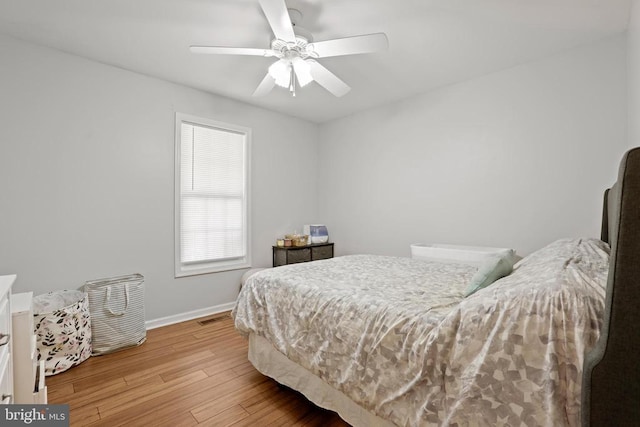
xmin=47 ymin=312 xmax=350 ymax=426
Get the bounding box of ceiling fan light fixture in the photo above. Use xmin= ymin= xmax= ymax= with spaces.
xmin=292 ymin=57 xmax=312 ymax=87
xmin=268 ymin=59 xmax=291 ymax=88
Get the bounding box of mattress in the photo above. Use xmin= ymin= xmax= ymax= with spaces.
xmin=248 ymin=333 xmax=394 ymax=427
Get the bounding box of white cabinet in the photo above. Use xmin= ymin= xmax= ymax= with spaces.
xmin=12 ymin=292 xmax=47 ymax=404
xmin=0 ymin=275 xmax=15 ymax=405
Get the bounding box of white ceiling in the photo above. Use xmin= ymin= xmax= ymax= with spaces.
xmin=0 ymin=0 xmax=631 ymax=123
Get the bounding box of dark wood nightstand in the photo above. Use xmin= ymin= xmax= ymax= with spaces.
xmin=272 ymin=242 xmax=334 ymax=267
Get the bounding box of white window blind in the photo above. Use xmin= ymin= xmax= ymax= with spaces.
xmin=175 ymin=113 xmax=251 ymax=276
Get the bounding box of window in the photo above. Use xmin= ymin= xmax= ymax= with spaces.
xmin=175 ymin=113 xmax=251 ymax=277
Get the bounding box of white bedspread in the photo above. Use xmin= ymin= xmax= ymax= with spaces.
xmin=233 ymin=238 xmax=608 ymax=426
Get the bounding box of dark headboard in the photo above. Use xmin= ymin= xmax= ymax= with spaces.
xmin=582 ymin=147 xmax=640 ymax=426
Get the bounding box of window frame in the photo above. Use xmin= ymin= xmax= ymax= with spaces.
xmin=174 ymin=112 xmax=252 ymax=277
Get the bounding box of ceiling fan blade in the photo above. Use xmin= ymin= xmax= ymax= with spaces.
xmin=308 ymin=33 xmax=389 ymax=58
xmin=307 ymin=60 xmax=351 ymax=97
xmin=259 ymin=0 xmax=296 ymax=42
xmin=253 ymin=73 xmax=276 ymax=97
xmin=190 ymin=46 xmax=276 ymax=57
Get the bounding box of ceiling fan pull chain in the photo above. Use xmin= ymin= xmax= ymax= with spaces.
xmin=290 ymin=66 xmax=296 ymax=97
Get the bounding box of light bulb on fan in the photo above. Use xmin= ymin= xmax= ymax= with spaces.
xmin=268 ymin=59 xmax=292 ymax=88
xmin=292 ymin=57 xmax=312 ymax=87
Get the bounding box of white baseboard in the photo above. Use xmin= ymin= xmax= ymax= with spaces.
xmin=145 ymin=302 xmax=236 ymax=330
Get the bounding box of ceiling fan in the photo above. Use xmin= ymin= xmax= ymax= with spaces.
xmin=190 ymin=0 xmax=388 ymax=97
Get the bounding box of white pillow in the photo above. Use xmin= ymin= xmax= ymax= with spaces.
xmin=411 ymin=243 xmax=514 ymax=267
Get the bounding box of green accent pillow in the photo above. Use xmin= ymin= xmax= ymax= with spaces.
xmin=464 ymin=252 xmax=515 ymax=297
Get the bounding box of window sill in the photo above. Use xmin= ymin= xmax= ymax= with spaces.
xmin=175 ymin=260 xmax=251 ymax=278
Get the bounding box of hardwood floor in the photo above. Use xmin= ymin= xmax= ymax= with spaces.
xmin=46 ymin=312 xmax=350 ymax=427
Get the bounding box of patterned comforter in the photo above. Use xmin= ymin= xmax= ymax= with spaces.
xmin=233 ymin=238 xmax=608 ymax=426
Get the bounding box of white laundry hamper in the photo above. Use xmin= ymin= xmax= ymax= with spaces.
xmin=83 ymin=273 xmax=146 ymax=355
xmin=33 ymin=290 xmax=92 ymax=376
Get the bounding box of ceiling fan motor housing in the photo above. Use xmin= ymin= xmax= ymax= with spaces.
xmin=269 ymin=8 xmax=315 ymax=59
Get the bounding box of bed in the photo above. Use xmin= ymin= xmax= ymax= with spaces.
xmin=233 ymin=147 xmax=640 ymax=426
xmin=581 ymin=147 xmax=640 ymax=426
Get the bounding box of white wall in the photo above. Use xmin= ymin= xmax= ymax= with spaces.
xmin=629 ymin=0 xmax=640 ymax=147
xmin=0 ymin=35 xmax=318 ymax=321
xmin=0 ymin=30 xmax=631 ymax=322
xmin=318 ymin=36 xmax=628 ymax=257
